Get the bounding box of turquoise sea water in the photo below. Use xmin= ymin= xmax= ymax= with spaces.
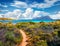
xmin=0 ymin=20 xmax=55 ymax=23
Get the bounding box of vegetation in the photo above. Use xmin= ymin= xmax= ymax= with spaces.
xmin=16 ymin=21 xmax=60 ymax=46
xmin=0 ymin=20 xmax=60 ymax=46
xmin=0 ymin=22 xmax=22 ymax=46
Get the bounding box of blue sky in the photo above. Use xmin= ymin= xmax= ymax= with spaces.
xmin=0 ymin=0 xmax=60 ymax=19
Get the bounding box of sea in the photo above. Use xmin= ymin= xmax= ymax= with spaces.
xmin=0 ymin=20 xmax=55 ymax=24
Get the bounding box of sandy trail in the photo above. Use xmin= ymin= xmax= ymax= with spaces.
xmin=19 ymin=30 xmax=28 ymax=46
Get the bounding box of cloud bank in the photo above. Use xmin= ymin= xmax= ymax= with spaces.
xmin=11 ymin=0 xmax=59 ymax=8
xmin=0 ymin=0 xmax=60 ymax=20
xmin=1 ymin=8 xmax=60 ymax=20
xmin=0 ymin=8 xmax=50 ymax=19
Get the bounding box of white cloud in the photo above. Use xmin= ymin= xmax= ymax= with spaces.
xmin=22 ymin=8 xmax=33 ymax=19
xmin=1 ymin=8 xmax=33 ymax=19
xmin=0 ymin=14 xmax=3 ymax=18
xmin=33 ymin=11 xmax=41 ymax=18
xmin=0 ymin=4 xmax=8 ymax=8
xmin=21 ymin=8 xmax=49 ymax=19
xmin=31 ymin=0 xmax=58 ymax=8
xmin=39 ymin=11 xmax=49 ymax=16
xmin=33 ymin=11 xmax=49 ymax=18
xmin=49 ymin=11 xmax=60 ymax=19
xmin=11 ymin=1 xmax=28 ymax=8
xmin=45 ymin=0 xmax=57 ymax=3
xmin=0 ymin=8 xmax=50 ymax=20
xmin=0 ymin=0 xmax=60 ymax=20
xmin=10 ymin=0 xmax=59 ymax=9
xmin=4 ymin=9 xmax=22 ymax=19
xmin=2 ymin=7 xmax=60 ymax=20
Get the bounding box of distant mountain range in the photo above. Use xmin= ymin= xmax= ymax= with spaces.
xmin=0 ymin=16 xmax=57 ymax=22
xmin=32 ymin=16 xmax=54 ymax=21
xmin=0 ymin=16 xmax=58 ymax=23
xmin=16 ymin=16 xmax=55 ymax=22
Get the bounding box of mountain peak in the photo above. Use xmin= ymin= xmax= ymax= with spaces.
xmin=33 ymin=16 xmax=53 ymax=21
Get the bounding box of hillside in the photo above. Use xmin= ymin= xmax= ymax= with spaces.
xmin=0 ymin=18 xmax=13 ymax=20
xmin=0 ymin=21 xmax=60 ymax=46
xmin=16 ymin=21 xmax=60 ymax=46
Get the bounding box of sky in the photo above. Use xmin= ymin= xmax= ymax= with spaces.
xmin=0 ymin=0 xmax=60 ymax=19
